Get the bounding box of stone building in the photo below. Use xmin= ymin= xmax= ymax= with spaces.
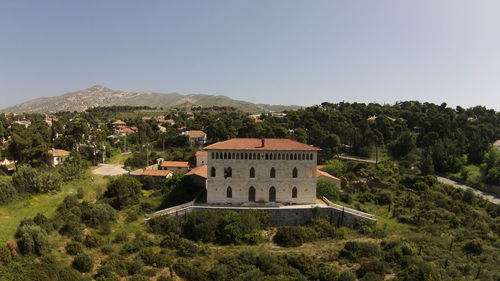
xmin=205 ymin=138 xmax=320 ymax=205
xmin=48 ymin=148 xmax=70 ymax=167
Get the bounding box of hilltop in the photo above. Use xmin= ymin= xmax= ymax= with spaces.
xmin=0 ymin=85 xmax=301 ymax=113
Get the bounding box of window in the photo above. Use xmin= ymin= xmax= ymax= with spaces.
xmin=211 ymin=167 xmax=216 ymax=177
xmin=292 ymin=187 xmax=297 ymax=198
xmin=249 ymin=186 xmax=256 ymax=202
xmin=226 ymin=186 xmax=232 ymax=198
xmin=270 ymin=167 xmax=276 ymax=178
xmin=269 ymin=186 xmax=276 ymax=202
xmin=224 ymin=167 xmax=232 ymax=178
xmin=292 ymin=167 xmax=298 ymax=178
xmin=249 ymin=167 xmax=255 ymax=178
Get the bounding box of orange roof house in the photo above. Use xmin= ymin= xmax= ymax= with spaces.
xmin=159 ymin=161 xmax=190 ymax=173
xmin=48 ymin=149 xmax=70 ymax=167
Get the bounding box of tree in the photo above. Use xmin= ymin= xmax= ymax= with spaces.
xmin=12 ymin=166 xmax=62 ymax=194
xmin=420 ymin=153 xmax=434 ymax=175
xmin=389 ymin=132 xmax=416 ymax=158
xmin=0 ymin=180 xmax=17 ymax=205
xmin=72 ymin=253 xmax=94 ymax=272
xmin=103 ymin=175 xmax=142 ymax=210
xmin=16 ymin=225 xmax=49 ymax=255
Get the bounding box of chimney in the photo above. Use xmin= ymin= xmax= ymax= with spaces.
xmin=261 ymin=139 xmax=265 ymax=147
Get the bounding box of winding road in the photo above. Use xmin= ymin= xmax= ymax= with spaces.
xmin=437 ymin=177 xmax=500 ymax=205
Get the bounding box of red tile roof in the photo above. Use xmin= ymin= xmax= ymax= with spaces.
xmin=204 ymin=138 xmax=320 ymax=151
xmin=195 ymin=151 xmax=208 ymax=157
xmin=160 ymin=161 xmax=190 ymax=168
xmin=186 ymin=130 xmax=207 ymax=138
xmin=317 ymin=169 xmax=341 ymax=181
xmin=186 ymin=165 xmax=208 ymax=178
xmin=141 ymin=169 xmax=173 ymax=177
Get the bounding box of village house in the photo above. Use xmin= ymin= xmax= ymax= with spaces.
xmin=158 ymin=160 xmax=190 ymax=174
xmin=111 ymin=120 xmax=127 ymax=129
xmin=182 ymin=130 xmax=207 ymax=147
xmin=48 ymin=148 xmax=70 ymax=167
xmin=130 ymin=168 xmax=173 ymax=179
xmin=195 ymin=150 xmax=208 ymax=167
xmin=204 ymin=138 xmax=320 ymax=205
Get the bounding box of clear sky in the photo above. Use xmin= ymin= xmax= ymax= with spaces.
xmin=1 ymin=0 xmax=499 ymax=110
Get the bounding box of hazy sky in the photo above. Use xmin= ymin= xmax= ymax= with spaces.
xmin=1 ymin=0 xmax=499 ymax=110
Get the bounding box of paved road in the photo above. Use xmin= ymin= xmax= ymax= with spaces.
xmin=437 ymin=177 xmax=500 ymax=205
xmin=92 ymin=164 xmax=128 ymax=176
xmin=338 ymin=155 xmax=377 ymax=164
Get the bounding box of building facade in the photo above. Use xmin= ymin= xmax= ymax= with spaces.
xmin=205 ymin=138 xmax=320 ymax=205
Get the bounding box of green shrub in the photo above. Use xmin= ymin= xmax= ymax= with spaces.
xmin=338 ymin=270 xmax=356 ymax=281
xmin=339 ymin=241 xmax=381 ymax=261
xmin=274 ymin=226 xmax=317 ymax=247
xmin=65 ymin=241 xmax=84 ymax=255
xmin=103 ymin=175 xmax=142 ymax=210
xmin=317 ymin=179 xmax=341 ymax=201
xmin=16 ymin=224 xmax=49 ymax=256
xmin=84 ymin=233 xmax=103 ymax=248
xmin=148 ymin=215 xmax=182 ymax=235
xmin=462 ymin=239 xmax=483 ymax=255
xmin=72 ymin=253 xmax=94 ymax=272
xmin=0 ymin=181 xmax=17 ymax=205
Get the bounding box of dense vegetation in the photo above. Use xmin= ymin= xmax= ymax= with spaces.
xmin=0 ymin=102 xmax=499 ymax=280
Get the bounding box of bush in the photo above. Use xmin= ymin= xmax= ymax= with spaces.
xmin=81 ymin=203 xmax=116 ymax=228
xmin=360 ymin=272 xmax=384 ymax=281
xmin=340 ymin=241 xmax=382 ymax=261
xmin=103 ymin=175 xmax=142 ymax=210
xmin=274 ymin=226 xmax=316 ymax=247
xmin=12 ymin=166 xmax=62 ymax=194
xmin=148 ymin=215 xmax=181 ymax=235
xmin=317 ymin=179 xmax=341 ymax=201
xmin=462 ymin=239 xmax=483 ymax=255
xmin=72 ymin=253 xmax=94 ymax=272
xmin=0 ymin=180 xmax=17 ymax=205
xmin=76 ymin=187 xmax=84 ymax=199
xmin=16 ymin=224 xmax=49 ymax=256
xmin=84 ymin=233 xmax=103 ymax=248
xmin=65 ymin=241 xmax=84 ymax=255
xmin=338 ymin=270 xmax=357 ymax=281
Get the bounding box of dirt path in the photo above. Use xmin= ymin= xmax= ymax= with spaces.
xmin=92 ymin=164 xmax=128 ymax=176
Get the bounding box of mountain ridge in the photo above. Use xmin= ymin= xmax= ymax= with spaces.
xmin=1 ymin=85 xmax=301 ymax=113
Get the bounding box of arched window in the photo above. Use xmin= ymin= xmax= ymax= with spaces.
xmin=257 ymin=153 xmax=261 ymax=160
xmin=286 ymin=154 xmax=289 ymax=160
xmin=245 ymin=153 xmax=248 ymax=160
xmin=224 ymin=167 xmax=232 ymax=178
xmin=294 ymin=153 xmax=297 ymax=160
xmin=249 ymin=167 xmax=255 ymax=178
xmin=226 ymin=186 xmax=232 ymax=198
xmin=270 ymin=167 xmax=276 ymax=178
xmin=310 ymin=154 xmax=313 ymax=160
xmin=265 ymin=153 xmax=268 ymax=160
xmin=292 ymin=167 xmax=298 ymax=178
xmin=292 ymin=187 xmax=297 ymax=198
xmin=224 ymin=152 xmax=227 ymax=159
xmin=228 ymin=153 xmax=231 ymax=159
xmin=211 ymin=152 xmax=214 ymax=159
xmin=249 ymin=153 xmax=252 ymax=160
xmin=278 ymin=153 xmax=281 ymax=160
xmin=269 ymin=186 xmax=276 ymax=202
xmin=249 ymin=186 xmax=256 ymax=202
xmin=211 ymin=167 xmax=216 ymax=177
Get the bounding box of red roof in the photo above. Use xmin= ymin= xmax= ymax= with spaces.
xmin=195 ymin=151 xmax=208 ymax=157
xmin=186 ymin=130 xmax=207 ymax=138
xmin=317 ymin=169 xmax=341 ymax=181
xmin=204 ymin=138 xmax=320 ymax=151
xmin=185 ymin=165 xmax=208 ymax=178
xmin=141 ymin=169 xmax=173 ymax=177
xmin=160 ymin=161 xmax=190 ymax=168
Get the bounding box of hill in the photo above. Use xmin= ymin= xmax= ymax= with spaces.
xmin=0 ymin=85 xmax=301 ymax=113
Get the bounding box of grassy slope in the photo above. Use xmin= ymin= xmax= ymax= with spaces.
xmin=0 ymin=154 xmax=130 ymax=243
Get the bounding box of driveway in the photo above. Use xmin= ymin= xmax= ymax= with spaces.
xmin=437 ymin=177 xmax=500 ymax=205
xmin=92 ymin=164 xmax=128 ymax=176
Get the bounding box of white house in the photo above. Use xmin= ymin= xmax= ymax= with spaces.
xmin=205 ymin=138 xmax=320 ymax=205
